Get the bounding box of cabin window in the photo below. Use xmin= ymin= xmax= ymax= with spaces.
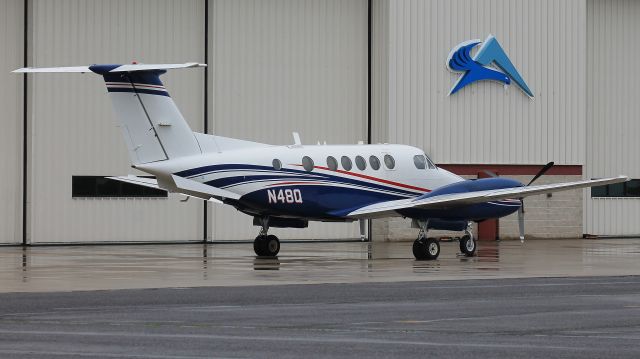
xmin=355 ymin=156 xmax=367 ymax=170
xmin=413 ymin=155 xmax=426 ymax=169
xmin=369 ymin=156 xmax=381 ymax=170
xmin=72 ymin=176 xmax=167 ymax=198
xmin=272 ymin=159 xmax=282 ymax=170
xmin=326 ymin=156 xmax=338 ymax=171
xmin=341 ymin=156 xmax=352 ymax=171
xmin=384 ymin=155 xmax=395 ymax=169
xmin=302 ymin=156 xmax=314 ymax=172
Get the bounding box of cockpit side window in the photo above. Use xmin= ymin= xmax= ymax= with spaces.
xmin=413 ymin=155 xmax=426 ymax=169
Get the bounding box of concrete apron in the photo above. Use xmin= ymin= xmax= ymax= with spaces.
xmin=1 ymin=238 xmax=639 ymax=293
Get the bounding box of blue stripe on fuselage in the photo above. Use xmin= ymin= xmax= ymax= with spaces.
xmin=107 ymin=87 xmax=170 ymax=97
xmin=176 ymin=164 xmax=423 ymax=197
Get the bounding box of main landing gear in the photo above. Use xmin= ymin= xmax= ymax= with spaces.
xmin=412 ymin=220 xmax=440 ymax=260
xmin=254 ymin=217 xmax=280 ymax=257
xmin=412 ymin=220 xmax=476 ymax=260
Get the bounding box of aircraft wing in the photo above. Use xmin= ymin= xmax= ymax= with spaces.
xmin=347 ymin=176 xmax=629 ymax=219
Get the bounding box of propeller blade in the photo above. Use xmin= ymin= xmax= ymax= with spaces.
xmin=527 ymin=161 xmax=554 ymax=186
xmin=517 ymin=201 xmax=525 ymax=243
xmin=483 ymin=170 xmax=499 ymax=178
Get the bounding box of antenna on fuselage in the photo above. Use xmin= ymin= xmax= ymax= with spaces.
xmin=292 ymin=132 xmax=302 ymax=147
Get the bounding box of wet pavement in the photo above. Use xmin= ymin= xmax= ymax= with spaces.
xmin=1 ymin=238 xmax=640 ymax=293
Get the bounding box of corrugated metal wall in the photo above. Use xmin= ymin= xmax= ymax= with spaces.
xmin=0 ymin=0 xmax=24 ymax=244
xmin=371 ymin=0 xmax=389 ymax=145
xmin=373 ymin=0 xmax=587 ymax=165
xmin=13 ymin=0 xmax=636 ymax=243
xmin=584 ymin=0 xmax=640 ymax=236
xmin=28 ymin=0 xmax=205 ymax=243
xmin=208 ymin=0 xmax=368 ymax=240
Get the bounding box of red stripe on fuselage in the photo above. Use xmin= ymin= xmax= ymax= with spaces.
xmin=267 ymin=181 xmax=325 ymax=186
xmin=290 ymin=164 xmax=430 ymax=193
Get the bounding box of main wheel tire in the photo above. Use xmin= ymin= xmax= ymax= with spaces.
xmin=413 ymin=238 xmax=427 ymax=260
xmin=459 ymin=235 xmax=476 ymax=257
xmin=413 ymin=237 xmax=440 ymax=260
xmin=264 ymin=235 xmax=280 ymax=256
xmin=254 ymin=235 xmax=266 ymax=256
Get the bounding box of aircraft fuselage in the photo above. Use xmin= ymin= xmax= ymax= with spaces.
xmin=138 ymin=143 xmax=522 ymax=228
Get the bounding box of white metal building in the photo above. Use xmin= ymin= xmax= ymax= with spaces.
xmin=0 ymin=0 xmax=637 ymax=245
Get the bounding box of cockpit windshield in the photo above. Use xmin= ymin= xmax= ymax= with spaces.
xmin=424 ymin=154 xmax=436 ymax=169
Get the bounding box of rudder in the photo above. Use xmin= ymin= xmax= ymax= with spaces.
xmin=89 ymin=64 xmax=201 ymax=164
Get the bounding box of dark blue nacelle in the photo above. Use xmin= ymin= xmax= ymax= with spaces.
xmin=420 ymin=177 xmax=524 ymax=199
xmin=397 ymin=177 xmax=524 ymax=222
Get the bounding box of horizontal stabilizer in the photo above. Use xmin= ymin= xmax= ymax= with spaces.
xmin=107 ymin=175 xmax=161 ymax=190
xmin=107 ymin=175 xmax=236 ymax=203
xmin=169 ymin=175 xmax=240 ymax=202
xmin=13 ymin=66 xmax=92 ymax=73
xmin=348 ymin=175 xmax=629 ymax=219
xmin=13 ymin=62 xmax=206 ymax=74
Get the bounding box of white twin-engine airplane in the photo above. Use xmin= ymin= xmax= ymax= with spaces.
xmin=15 ymin=63 xmax=628 ymax=260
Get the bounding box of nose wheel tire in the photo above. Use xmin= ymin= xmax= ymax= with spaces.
xmin=413 ymin=237 xmax=440 ymax=260
xmin=459 ymin=234 xmax=476 ymax=257
xmin=254 ymin=234 xmax=280 ymax=257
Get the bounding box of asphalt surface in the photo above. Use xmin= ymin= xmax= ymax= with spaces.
xmin=1 ymin=276 xmax=639 ymax=358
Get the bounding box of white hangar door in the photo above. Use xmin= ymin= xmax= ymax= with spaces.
xmin=27 ymin=0 xmax=205 ymax=243
xmin=584 ymin=0 xmax=640 ymax=236
xmin=0 ymin=0 xmax=24 ymax=244
xmin=209 ymin=0 xmax=368 ymax=240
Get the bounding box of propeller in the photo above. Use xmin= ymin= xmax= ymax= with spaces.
xmin=483 ymin=170 xmax=499 ymax=178
xmin=518 ymin=162 xmax=554 ymax=243
xmin=526 ymin=161 xmax=555 ymax=186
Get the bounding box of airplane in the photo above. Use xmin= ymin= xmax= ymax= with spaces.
xmin=14 ymin=63 xmax=629 ymax=260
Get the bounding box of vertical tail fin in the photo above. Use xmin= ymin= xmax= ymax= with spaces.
xmin=14 ymin=63 xmax=206 ymax=165
xmin=89 ymin=65 xmax=201 ymax=164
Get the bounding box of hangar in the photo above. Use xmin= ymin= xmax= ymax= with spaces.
xmin=0 ymin=0 xmax=637 ymax=244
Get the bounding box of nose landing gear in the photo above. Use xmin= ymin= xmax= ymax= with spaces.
xmin=459 ymin=225 xmax=476 ymax=257
xmin=459 ymin=236 xmax=476 ymax=257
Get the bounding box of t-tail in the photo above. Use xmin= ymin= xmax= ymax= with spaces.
xmin=14 ymin=63 xmax=206 ymax=165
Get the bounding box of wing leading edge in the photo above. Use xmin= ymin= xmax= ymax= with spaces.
xmin=12 ymin=63 xmax=206 ymax=74
xmin=347 ymin=176 xmax=629 ymax=219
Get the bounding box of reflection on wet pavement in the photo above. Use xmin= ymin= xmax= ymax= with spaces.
xmin=1 ymin=238 xmax=640 ymax=293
